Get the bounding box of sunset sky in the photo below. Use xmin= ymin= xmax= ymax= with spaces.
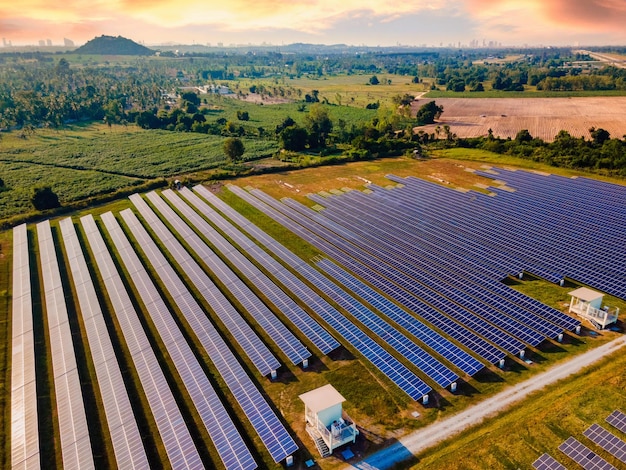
xmin=2 ymin=0 xmax=625 ymax=47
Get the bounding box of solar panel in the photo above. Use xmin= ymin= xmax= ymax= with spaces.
xmin=102 ymin=211 xmax=260 ymax=468
xmin=606 ymin=410 xmax=626 ymax=434
xmin=11 ymin=224 xmax=40 ymax=470
xmin=162 ymin=188 xmax=340 ymax=356
xmin=132 ymin=192 xmax=310 ymax=367
xmin=583 ymin=424 xmax=626 ymax=464
xmin=36 ymin=220 xmax=94 ymax=470
xmin=533 ymin=453 xmax=567 ymax=470
xmin=194 ymin=185 xmax=432 ymax=400
xmin=117 ymin=207 xmax=297 ymax=464
xmin=125 ymin=195 xmax=280 ymax=376
xmin=558 ymin=436 xmax=617 ymax=470
xmin=59 ymin=217 xmax=150 ymax=470
xmin=81 ymin=214 xmax=205 ymax=469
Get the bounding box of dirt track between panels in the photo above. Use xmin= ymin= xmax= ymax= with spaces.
xmin=414 ymin=96 xmax=626 ymax=141
xmin=346 ymin=335 xmax=626 ymax=470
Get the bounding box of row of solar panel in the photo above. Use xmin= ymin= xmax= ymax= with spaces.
xmin=298 ymin=192 xmax=568 ymax=346
xmin=533 ymin=410 xmax=626 ymax=469
xmin=395 ymin=170 xmax=626 ymax=299
xmin=36 ymin=220 xmax=95 ymax=470
xmin=11 ymin=224 xmax=39 ymax=470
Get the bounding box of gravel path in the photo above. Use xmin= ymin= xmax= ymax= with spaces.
xmin=346 ymin=335 xmax=626 ymax=470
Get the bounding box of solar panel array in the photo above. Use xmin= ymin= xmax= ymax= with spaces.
xmin=106 ymin=210 xmax=266 ymax=468
xmin=36 ymin=220 xmax=94 ymax=470
xmin=127 ymin=194 xmax=280 ymax=377
xmin=532 ymin=453 xmax=567 ymax=470
xmin=11 ymin=224 xmax=40 ymax=470
xmin=161 ymin=188 xmax=449 ymax=388
xmin=158 ymin=188 xmax=339 ymax=357
xmin=172 ymin=187 xmax=339 ymax=355
xmin=396 ymin=169 xmax=626 ymax=300
xmin=132 ymin=192 xmax=310 ymax=367
xmin=119 ymin=207 xmax=297 ymax=464
xmin=85 ymin=213 xmax=205 ymax=469
xmin=192 ymin=185 xmax=432 ymax=400
xmin=558 ymin=436 xmax=617 ymax=470
xmin=606 ymin=410 xmax=626 ymax=434
xmin=58 ymin=217 xmax=149 ymax=470
xmin=224 ymin=184 xmax=506 ymax=366
xmin=583 ymin=424 xmax=626 ymax=464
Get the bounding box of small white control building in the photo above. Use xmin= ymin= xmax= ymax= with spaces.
xmin=299 ymin=384 xmax=358 ymax=458
xmin=568 ymin=287 xmax=619 ymax=329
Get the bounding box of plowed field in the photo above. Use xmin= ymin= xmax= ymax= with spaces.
xmin=414 ymin=97 xmax=626 ymax=141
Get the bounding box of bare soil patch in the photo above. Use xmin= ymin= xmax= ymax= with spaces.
xmin=413 ymin=97 xmax=626 ymax=141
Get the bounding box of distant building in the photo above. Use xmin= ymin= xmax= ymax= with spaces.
xmin=46 ymin=39 xmax=52 ymax=46
xmin=38 ymin=40 xmax=45 ymax=47
xmin=64 ymin=38 xmax=74 ymax=47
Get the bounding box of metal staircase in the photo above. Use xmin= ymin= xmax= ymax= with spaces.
xmin=306 ymin=425 xmax=331 ymax=458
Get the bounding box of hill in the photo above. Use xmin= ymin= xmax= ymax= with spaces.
xmin=72 ymin=35 xmax=153 ymax=55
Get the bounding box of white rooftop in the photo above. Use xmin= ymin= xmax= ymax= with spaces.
xmin=568 ymin=287 xmax=604 ymax=302
xmin=299 ymin=384 xmax=345 ymax=414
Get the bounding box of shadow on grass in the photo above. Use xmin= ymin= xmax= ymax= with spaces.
xmin=472 ymin=367 xmax=506 ymax=384
xmin=328 ymin=346 xmax=356 ymax=362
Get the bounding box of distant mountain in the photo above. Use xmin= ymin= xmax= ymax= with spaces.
xmin=72 ymin=35 xmax=153 ymax=55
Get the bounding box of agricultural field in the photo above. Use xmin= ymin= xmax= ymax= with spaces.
xmin=0 ymin=124 xmax=278 ymax=222
xmin=414 ymin=96 xmax=626 ymax=141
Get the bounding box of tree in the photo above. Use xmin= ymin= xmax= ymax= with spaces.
xmin=237 ymin=110 xmax=250 ymax=121
xmin=415 ymin=101 xmax=443 ymax=126
xmin=304 ymin=104 xmax=333 ymax=148
xmin=31 ymin=186 xmax=60 ymax=210
xmin=515 ymin=129 xmax=533 ymax=143
xmin=369 ymin=75 xmax=380 ymax=85
xmin=590 ymin=127 xmax=610 ymax=146
xmin=223 ymin=137 xmax=245 ymax=162
xmin=279 ymin=126 xmax=308 ymax=151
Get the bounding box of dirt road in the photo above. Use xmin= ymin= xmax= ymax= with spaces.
xmin=346 ymin=335 xmax=626 ymax=470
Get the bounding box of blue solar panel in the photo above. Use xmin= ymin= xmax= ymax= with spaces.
xmin=583 ymin=424 xmax=626 ymax=464
xmin=130 ymin=193 xmax=310 ymax=368
xmin=298 ymin=191 xmax=566 ymax=341
xmin=194 ymin=185 xmax=432 ymax=400
xmin=533 ymin=453 xmax=567 ymax=470
xmin=606 ymin=410 xmax=626 ymax=434
xmin=559 ymin=436 xmax=617 ymax=470
xmin=119 ymin=205 xmax=297 ymax=464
